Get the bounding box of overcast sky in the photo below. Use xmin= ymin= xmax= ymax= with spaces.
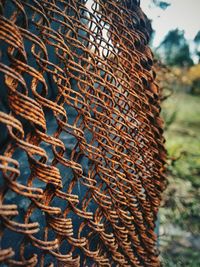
xmin=141 ymin=0 xmax=200 ymax=47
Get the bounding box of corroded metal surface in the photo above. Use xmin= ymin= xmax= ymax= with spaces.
xmin=0 ymin=0 xmax=166 ymax=266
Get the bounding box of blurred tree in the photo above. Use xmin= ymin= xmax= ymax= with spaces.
xmin=194 ymin=31 xmax=200 ymax=63
xmin=158 ymin=29 xmax=193 ymax=67
xmin=152 ymin=0 xmax=171 ymax=10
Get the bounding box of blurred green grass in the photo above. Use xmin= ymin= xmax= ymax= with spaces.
xmin=160 ymin=91 xmax=200 ymax=266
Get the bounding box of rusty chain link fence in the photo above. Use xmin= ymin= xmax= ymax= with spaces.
xmin=0 ymin=0 xmax=166 ymax=266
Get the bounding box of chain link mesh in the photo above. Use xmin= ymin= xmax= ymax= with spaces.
xmin=0 ymin=0 xmax=166 ymax=266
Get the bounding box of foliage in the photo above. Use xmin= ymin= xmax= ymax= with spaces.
xmin=177 ymin=64 xmax=200 ymax=94
xmin=194 ymin=31 xmax=200 ymax=44
xmin=194 ymin=31 xmax=200 ymax=62
xmin=157 ymin=29 xmax=193 ymax=67
xmin=152 ymin=0 xmax=171 ymax=10
xmin=187 ymin=64 xmax=200 ymax=94
xmin=160 ymin=88 xmax=200 ymax=266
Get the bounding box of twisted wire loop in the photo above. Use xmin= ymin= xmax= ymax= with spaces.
xmin=0 ymin=0 xmax=166 ymax=266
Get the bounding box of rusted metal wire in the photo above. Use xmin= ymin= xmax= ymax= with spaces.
xmin=0 ymin=0 xmax=166 ymax=266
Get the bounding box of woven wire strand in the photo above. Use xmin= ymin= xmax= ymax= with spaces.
xmin=0 ymin=0 xmax=166 ymax=266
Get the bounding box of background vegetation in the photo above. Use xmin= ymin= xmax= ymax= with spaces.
xmin=160 ymin=81 xmax=200 ymax=267
xmin=148 ymin=2 xmax=200 ymax=266
xmin=151 ymin=12 xmax=200 ymax=267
